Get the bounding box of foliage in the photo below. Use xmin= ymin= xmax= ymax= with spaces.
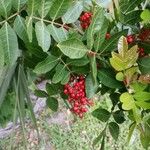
xmin=0 ymin=0 xmax=150 ymax=149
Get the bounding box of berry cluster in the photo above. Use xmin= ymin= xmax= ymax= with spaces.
xmin=138 ymin=47 xmax=145 ymax=57
xmin=126 ymin=35 xmax=135 ymax=44
xmin=80 ymin=12 xmax=92 ymax=30
xmin=64 ymin=75 xmax=93 ymax=118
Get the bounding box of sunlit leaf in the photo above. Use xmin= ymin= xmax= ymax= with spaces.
xmin=35 ymin=21 xmax=51 ymax=52
xmin=57 ymin=38 xmax=88 ymax=59
xmin=62 ymin=1 xmax=83 ymax=24
xmin=49 ymin=0 xmax=72 ymax=20
xmin=47 ymin=24 xmax=68 ymax=42
xmin=120 ymin=92 xmax=135 ymax=110
xmin=0 ymin=22 xmax=19 ymax=65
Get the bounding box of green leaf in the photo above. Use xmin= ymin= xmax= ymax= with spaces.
xmin=19 ymin=65 xmax=39 ymax=135
xmin=141 ymin=9 xmax=150 ymax=22
xmin=116 ymin=72 xmax=124 ymax=81
xmin=110 ymin=93 xmax=120 ymax=106
xmin=49 ymin=0 xmax=72 ymax=20
xmin=52 ymin=64 xmax=66 ymax=84
xmin=57 ymin=38 xmax=88 ymax=59
xmin=93 ymin=130 xmax=105 ymax=146
xmin=34 ymin=90 xmax=48 ymax=98
xmin=92 ymin=108 xmax=111 ymax=122
xmin=135 ymin=101 xmax=150 ymax=109
xmin=110 ymin=53 xmax=125 ymax=71
xmin=67 ymin=56 xmax=89 ymax=66
xmin=100 ymin=30 xmax=128 ymax=53
xmin=34 ymin=55 xmax=59 ymax=74
xmin=141 ymin=117 xmax=150 ymax=149
xmin=14 ymin=15 xmax=28 ymax=43
xmin=46 ymin=97 xmax=58 ymax=111
xmin=98 ymin=69 xmax=123 ymax=89
xmin=0 ymin=0 xmax=12 ymax=18
xmin=0 ymin=40 xmax=4 ymax=77
xmin=62 ymin=1 xmax=83 ymax=24
xmin=118 ymin=35 xmax=128 ymax=56
xmin=38 ymin=0 xmax=54 ymax=18
xmin=46 ymin=83 xmax=59 ymax=96
xmin=124 ymin=67 xmax=138 ymax=81
xmin=87 ymin=7 xmax=105 ymax=49
xmin=94 ymin=17 xmax=109 ymax=52
xmin=25 ymin=16 xmax=33 ymax=42
xmin=13 ymin=0 xmax=27 ymax=11
xmin=120 ymin=10 xmax=142 ymax=25
xmin=113 ymin=110 xmax=125 ymax=124
xmin=131 ymin=82 xmax=147 ymax=93
xmin=108 ymin=122 xmax=120 ymax=141
xmin=35 ymin=21 xmax=51 ymax=52
xmin=0 ymin=22 xmax=19 ymax=65
xmin=133 ymin=92 xmax=150 ymax=101
xmin=61 ymin=71 xmax=70 ymax=85
xmin=132 ymin=106 xmax=141 ymax=123
xmin=27 ymin=0 xmax=39 ymax=15
xmin=120 ymin=92 xmax=135 ymax=110
xmin=47 ymin=24 xmax=68 ymax=42
xmin=85 ymin=74 xmax=98 ymax=98
xmin=127 ymin=122 xmax=136 ymax=144
xmin=89 ymin=55 xmax=97 ymax=84
xmin=110 ymin=36 xmax=138 ymax=71
xmin=26 ymin=0 xmax=39 ymax=42
xmin=119 ymin=0 xmax=144 ymax=14
xmin=0 ymin=64 xmax=17 ymax=108
xmin=138 ymin=57 xmax=150 ymax=74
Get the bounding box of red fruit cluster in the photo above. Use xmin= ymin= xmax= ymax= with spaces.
xmin=80 ymin=12 xmax=92 ymax=30
xmin=138 ymin=28 xmax=150 ymax=41
xmin=64 ymin=75 xmax=93 ymax=118
xmin=126 ymin=35 xmax=135 ymax=44
xmin=138 ymin=47 xmax=145 ymax=57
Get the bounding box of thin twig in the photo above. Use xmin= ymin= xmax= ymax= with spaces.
xmin=60 ymin=58 xmax=72 ymax=73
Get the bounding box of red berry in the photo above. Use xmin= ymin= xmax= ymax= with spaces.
xmin=81 ymin=107 xmax=87 ymax=112
xmin=79 ymin=113 xmax=83 ymax=118
xmin=138 ymin=47 xmax=145 ymax=57
xmin=64 ymin=89 xmax=68 ymax=94
xmin=105 ymin=33 xmax=111 ymax=40
xmin=126 ymin=35 xmax=135 ymax=44
xmin=138 ymin=28 xmax=150 ymax=41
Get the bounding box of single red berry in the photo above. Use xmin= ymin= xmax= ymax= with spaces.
xmin=126 ymin=35 xmax=135 ymax=44
xmin=79 ymin=113 xmax=83 ymax=118
xmin=64 ymin=89 xmax=68 ymax=95
xmin=138 ymin=48 xmax=145 ymax=57
xmin=81 ymin=107 xmax=87 ymax=112
xmin=73 ymin=106 xmax=78 ymax=112
xmin=105 ymin=33 xmax=111 ymax=40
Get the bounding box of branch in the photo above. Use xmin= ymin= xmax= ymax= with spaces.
xmin=32 ymin=16 xmax=84 ymax=35
xmin=0 ymin=6 xmax=26 ymax=25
